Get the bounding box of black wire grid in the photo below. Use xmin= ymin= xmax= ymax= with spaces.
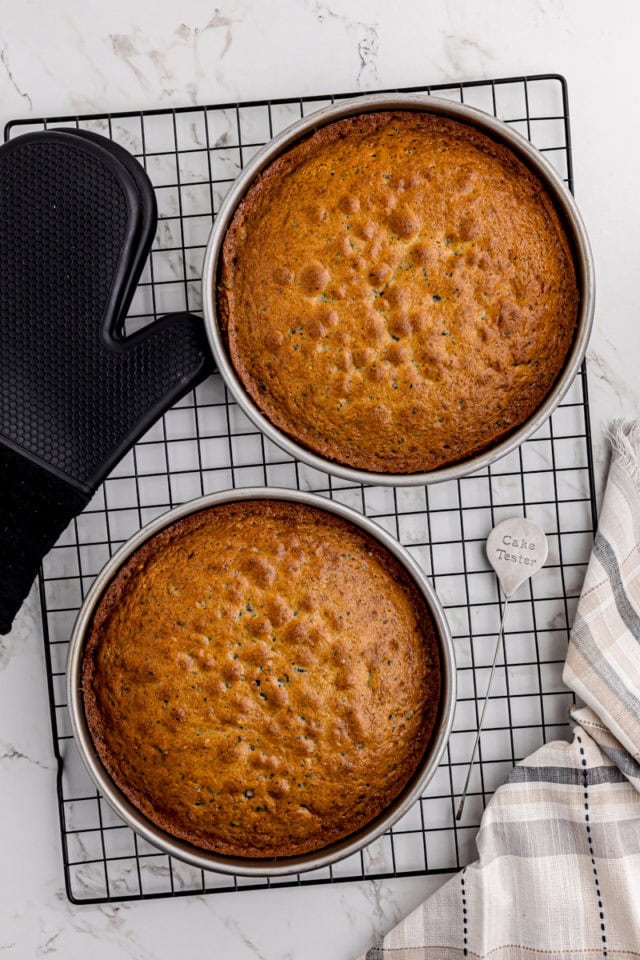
xmin=6 ymin=73 xmax=597 ymax=904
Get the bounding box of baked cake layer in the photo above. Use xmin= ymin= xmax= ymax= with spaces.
xmin=219 ymin=110 xmax=579 ymax=473
xmin=83 ymin=500 xmax=442 ymax=858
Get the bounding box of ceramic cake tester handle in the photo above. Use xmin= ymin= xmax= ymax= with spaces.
xmin=456 ymin=517 xmax=549 ymax=820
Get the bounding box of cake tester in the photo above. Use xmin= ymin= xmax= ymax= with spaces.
xmin=456 ymin=517 xmax=548 ymax=821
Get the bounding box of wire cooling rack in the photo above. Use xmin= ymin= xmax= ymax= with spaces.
xmin=6 ymin=73 xmax=597 ymax=904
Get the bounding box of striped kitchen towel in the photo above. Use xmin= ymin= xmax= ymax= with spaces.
xmin=358 ymin=421 xmax=640 ymax=960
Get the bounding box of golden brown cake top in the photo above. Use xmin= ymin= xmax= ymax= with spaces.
xmin=83 ymin=500 xmax=441 ymax=858
xmin=219 ymin=110 xmax=579 ymax=474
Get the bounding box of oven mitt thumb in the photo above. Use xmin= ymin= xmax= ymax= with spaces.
xmin=0 ymin=129 xmax=211 ymax=634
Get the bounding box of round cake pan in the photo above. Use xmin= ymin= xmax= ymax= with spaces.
xmin=67 ymin=487 xmax=456 ymax=878
xmin=201 ymin=92 xmax=595 ymax=486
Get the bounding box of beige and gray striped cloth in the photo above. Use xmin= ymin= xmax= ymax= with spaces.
xmin=359 ymin=422 xmax=640 ymax=960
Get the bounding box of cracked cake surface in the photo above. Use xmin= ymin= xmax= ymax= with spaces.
xmin=218 ymin=110 xmax=579 ymax=473
xmin=83 ymin=500 xmax=442 ymax=858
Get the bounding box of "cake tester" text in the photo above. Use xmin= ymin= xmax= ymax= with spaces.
xmin=495 ymin=535 xmax=539 ymax=567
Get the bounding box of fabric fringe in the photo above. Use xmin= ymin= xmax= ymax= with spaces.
xmin=607 ymin=419 xmax=640 ymax=492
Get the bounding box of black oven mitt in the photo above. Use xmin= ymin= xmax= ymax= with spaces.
xmin=0 ymin=128 xmax=211 ymax=634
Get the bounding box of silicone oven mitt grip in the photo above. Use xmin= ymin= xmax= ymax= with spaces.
xmin=0 ymin=128 xmax=211 ymax=634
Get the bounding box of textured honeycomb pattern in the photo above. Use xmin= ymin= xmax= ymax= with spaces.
xmin=0 ymin=134 xmax=208 ymax=488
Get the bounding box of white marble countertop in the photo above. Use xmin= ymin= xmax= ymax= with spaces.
xmin=1 ymin=1 xmax=638 ymax=956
